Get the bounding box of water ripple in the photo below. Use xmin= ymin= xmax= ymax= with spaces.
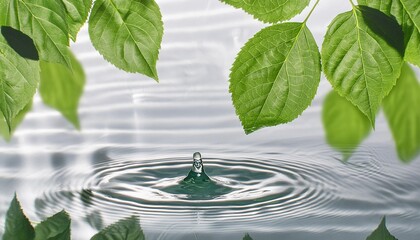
xmin=31 ymin=150 xmax=418 ymax=233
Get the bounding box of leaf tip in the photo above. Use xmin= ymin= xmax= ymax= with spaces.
xmin=370 ymin=119 xmax=376 ymax=130
xmin=149 ymin=70 xmax=159 ymax=82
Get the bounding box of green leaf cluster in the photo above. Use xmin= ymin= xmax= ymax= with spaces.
xmin=0 ymin=0 xmax=164 ymax=139
xmin=226 ymin=0 xmax=407 ymax=131
xmin=3 ymin=195 xmax=70 ymax=240
xmin=322 ymin=5 xmax=404 ymax=126
xmin=2 ymin=195 xmax=400 ymax=240
xmin=2 ymin=194 xmax=144 ymax=240
xmin=224 ymin=0 xmax=420 ymax=162
xmin=322 ymin=63 xmax=420 ymax=162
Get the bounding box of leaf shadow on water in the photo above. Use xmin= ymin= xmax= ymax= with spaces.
xmin=322 ymin=63 xmax=420 ymax=163
xmin=4 ymin=194 xmax=144 ymax=240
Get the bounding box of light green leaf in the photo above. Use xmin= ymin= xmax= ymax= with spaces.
xmin=230 ymin=22 xmax=321 ymax=134
xmin=358 ymin=0 xmax=420 ymax=67
xmin=383 ymin=63 xmax=420 ymax=162
xmin=39 ymin=50 xmax=85 ymax=129
xmin=0 ymin=102 xmax=32 ymax=141
xmin=322 ymin=91 xmax=372 ymax=160
xmin=366 ymin=217 xmax=397 ymax=240
xmin=0 ymin=34 xmax=39 ymax=131
xmin=322 ymin=5 xmax=404 ymax=126
xmin=88 ymin=0 xmax=163 ymax=81
xmin=219 ymin=0 xmax=310 ymax=23
xmin=243 ymin=233 xmax=254 ymax=240
xmin=34 ymin=211 xmax=71 ymax=240
xmin=3 ymin=194 xmax=35 ymax=240
xmin=90 ymin=216 xmax=145 ymax=240
xmin=0 ymin=0 xmax=71 ymax=68
xmin=62 ymin=0 xmax=93 ymax=41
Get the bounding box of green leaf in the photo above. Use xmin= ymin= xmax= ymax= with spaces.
xmin=39 ymin=49 xmax=85 ymax=129
xmin=34 ymin=211 xmax=71 ymax=240
xmin=383 ymin=63 xmax=420 ymax=162
xmin=0 ymin=102 xmax=32 ymax=141
xmin=90 ymin=216 xmax=145 ymax=240
xmin=0 ymin=33 xmax=39 ymax=131
xmin=322 ymin=91 xmax=372 ymax=160
xmin=366 ymin=217 xmax=398 ymax=240
xmin=358 ymin=0 xmax=420 ymax=67
xmin=1 ymin=26 xmax=39 ymax=61
xmin=322 ymin=5 xmax=404 ymax=126
xmin=0 ymin=0 xmax=71 ymax=67
xmin=219 ymin=0 xmax=310 ymax=23
xmin=3 ymin=194 xmax=35 ymax=240
xmin=230 ymin=22 xmax=321 ymax=134
xmin=88 ymin=0 xmax=163 ymax=81
xmin=62 ymin=0 xmax=93 ymax=42
xmin=243 ymin=233 xmax=254 ymax=240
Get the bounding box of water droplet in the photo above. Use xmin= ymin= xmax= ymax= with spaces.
xmin=193 ymin=152 xmax=201 ymax=160
xmin=184 ymin=152 xmax=210 ymax=182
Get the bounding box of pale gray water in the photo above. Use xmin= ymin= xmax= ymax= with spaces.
xmin=0 ymin=0 xmax=419 ymax=239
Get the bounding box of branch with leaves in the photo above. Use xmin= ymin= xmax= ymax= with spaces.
xmin=223 ymin=0 xmax=420 ymax=162
xmin=0 ymin=0 xmax=418 ymax=162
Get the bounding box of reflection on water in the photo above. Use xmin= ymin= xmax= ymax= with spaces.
xmin=0 ymin=0 xmax=420 ymax=239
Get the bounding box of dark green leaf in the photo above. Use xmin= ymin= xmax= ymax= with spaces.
xmin=39 ymin=50 xmax=85 ymax=129
xmin=34 ymin=211 xmax=71 ymax=240
xmin=1 ymin=27 xmax=38 ymax=60
xmin=358 ymin=0 xmax=420 ymax=67
xmin=0 ymin=33 xmax=39 ymax=131
xmin=62 ymin=0 xmax=93 ymax=41
xmin=90 ymin=216 xmax=144 ymax=240
xmin=230 ymin=22 xmax=321 ymax=134
xmin=220 ymin=0 xmax=310 ymax=23
xmin=0 ymin=102 xmax=32 ymax=141
xmin=383 ymin=63 xmax=420 ymax=162
xmin=3 ymin=194 xmax=35 ymax=240
xmin=322 ymin=5 xmax=404 ymax=126
xmin=0 ymin=0 xmax=71 ymax=67
xmin=88 ymin=0 xmax=163 ymax=81
xmin=366 ymin=217 xmax=398 ymax=240
xmin=243 ymin=233 xmax=254 ymax=240
xmin=322 ymin=91 xmax=371 ymax=160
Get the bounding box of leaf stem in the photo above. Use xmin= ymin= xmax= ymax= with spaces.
xmin=304 ymin=0 xmax=321 ymax=23
xmin=349 ymin=0 xmax=356 ymax=7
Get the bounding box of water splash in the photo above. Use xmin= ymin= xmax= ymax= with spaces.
xmin=183 ymin=152 xmax=210 ymax=183
xmin=162 ymin=152 xmax=233 ymax=200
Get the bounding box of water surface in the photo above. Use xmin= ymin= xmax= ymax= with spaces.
xmin=0 ymin=0 xmax=419 ymax=239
